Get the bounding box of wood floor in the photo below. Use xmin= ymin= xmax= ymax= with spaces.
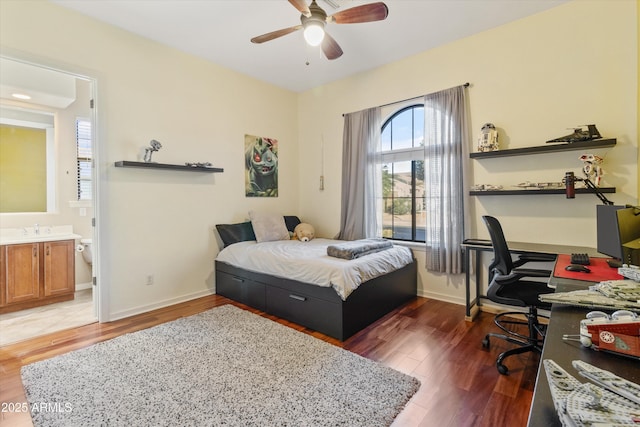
xmin=0 ymin=295 xmax=540 ymax=427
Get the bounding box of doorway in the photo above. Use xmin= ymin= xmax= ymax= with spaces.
xmin=0 ymin=55 xmax=101 ymax=345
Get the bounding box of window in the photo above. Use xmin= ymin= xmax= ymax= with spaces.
xmin=76 ymin=118 xmax=92 ymax=200
xmin=380 ymin=105 xmax=425 ymax=242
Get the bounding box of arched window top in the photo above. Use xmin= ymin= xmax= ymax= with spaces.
xmin=381 ymin=104 xmax=424 ymax=152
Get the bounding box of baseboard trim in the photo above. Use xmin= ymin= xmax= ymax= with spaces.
xmin=76 ymin=282 xmax=93 ymax=291
xmin=109 ymin=289 xmax=214 ymax=322
xmin=419 ymin=290 xmax=464 ymax=306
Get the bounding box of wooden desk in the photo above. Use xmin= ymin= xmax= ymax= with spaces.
xmin=527 ymin=280 xmax=640 ymax=426
xmin=461 ymin=241 xmax=598 ymax=321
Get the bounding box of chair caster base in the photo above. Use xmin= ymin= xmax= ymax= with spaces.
xmin=497 ymin=363 xmax=509 ymax=375
xmin=482 ymin=337 xmax=490 ymax=349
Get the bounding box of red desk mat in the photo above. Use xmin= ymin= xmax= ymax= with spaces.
xmin=553 ymin=254 xmax=624 ymax=282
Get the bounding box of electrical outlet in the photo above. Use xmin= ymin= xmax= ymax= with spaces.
xmin=146 ymin=275 xmax=154 ymax=286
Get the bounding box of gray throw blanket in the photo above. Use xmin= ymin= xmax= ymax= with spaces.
xmin=327 ymin=238 xmax=393 ymax=260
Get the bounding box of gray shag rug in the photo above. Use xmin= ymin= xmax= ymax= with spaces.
xmin=21 ymin=304 xmax=420 ymax=426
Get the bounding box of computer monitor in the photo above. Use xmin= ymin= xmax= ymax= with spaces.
xmin=597 ymin=205 xmax=625 ymax=260
xmin=597 ymin=205 xmax=640 ymax=265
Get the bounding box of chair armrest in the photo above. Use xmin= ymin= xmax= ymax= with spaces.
xmin=512 ymin=267 xmax=552 ymax=278
xmin=494 ymin=268 xmax=551 ymax=287
xmin=512 ymin=253 xmax=556 ymax=269
xmin=519 ymin=252 xmax=556 ymax=262
xmin=493 ymin=272 xmax=522 ymax=286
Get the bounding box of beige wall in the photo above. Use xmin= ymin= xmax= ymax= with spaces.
xmin=1 ymin=0 xmax=637 ymax=315
xmin=297 ymin=0 xmax=638 ymax=303
xmin=1 ymin=0 xmax=299 ymax=319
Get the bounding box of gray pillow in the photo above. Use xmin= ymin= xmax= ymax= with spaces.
xmin=249 ymin=211 xmax=290 ymax=243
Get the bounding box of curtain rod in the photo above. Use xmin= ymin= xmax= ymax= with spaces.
xmin=342 ymin=82 xmax=470 ymax=117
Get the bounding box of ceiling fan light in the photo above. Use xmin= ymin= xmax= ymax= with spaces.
xmin=303 ymin=22 xmax=325 ymax=46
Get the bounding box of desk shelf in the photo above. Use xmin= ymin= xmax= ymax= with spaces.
xmin=470 ymin=187 xmax=616 ymax=197
xmin=470 ymin=138 xmax=616 ymax=159
xmin=115 ymin=161 xmax=223 ymax=173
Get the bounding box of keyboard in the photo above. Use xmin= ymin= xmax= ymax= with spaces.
xmin=570 ymin=253 xmax=590 ymax=265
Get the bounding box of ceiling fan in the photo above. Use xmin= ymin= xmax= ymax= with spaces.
xmin=251 ymin=0 xmax=389 ymax=60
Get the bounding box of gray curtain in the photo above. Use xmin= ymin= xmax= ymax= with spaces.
xmin=424 ymin=85 xmax=470 ymax=273
xmin=337 ymin=107 xmax=382 ymax=240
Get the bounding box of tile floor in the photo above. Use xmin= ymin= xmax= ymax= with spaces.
xmin=0 ymin=289 xmax=96 ymax=346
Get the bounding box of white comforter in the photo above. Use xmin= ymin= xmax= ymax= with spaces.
xmin=215 ymin=238 xmax=414 ymax=300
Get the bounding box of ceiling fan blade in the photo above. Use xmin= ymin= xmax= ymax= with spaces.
xmin=251 ymin=25 xmax=302 ymax=44
xmin=329 ymin=2 xmax=389 ymax=24
xmin=321 ymin=32 xmax=343 ymax=60
xmin=288 ymin=0 xmax=311 ymax=17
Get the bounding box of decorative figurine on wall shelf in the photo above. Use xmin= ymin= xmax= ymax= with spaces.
xmin=514 ymin=181 xmax=564 ymax=189
xmin=580 ymin=153 xmax=604 ymax=186
xmin=477 ymin=123 xmax=499 ymax=152
xmin=143 ymin=139 xmax=162 ymax=163
xmin=470 ymin=184 xmax=503 ymax=191
xmin=546 ymin=124 xmax=602 ymax=143
xmin=185 ymin=162 xmax=213 ymax=168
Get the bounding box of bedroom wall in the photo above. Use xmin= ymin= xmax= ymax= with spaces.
xmin=1 ymin=0 xmax=299 ymax=320
xmin=297 ymin=0 xmax=638 ymax=304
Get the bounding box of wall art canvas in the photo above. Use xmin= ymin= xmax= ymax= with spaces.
xmin=245 ymin=134 xmax=278 ymax=197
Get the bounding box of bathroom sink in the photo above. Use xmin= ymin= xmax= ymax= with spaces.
xmin=0 ymin=225 xmax=82 ymax=245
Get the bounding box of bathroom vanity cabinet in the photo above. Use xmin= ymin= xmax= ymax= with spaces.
xmin=0 ymin=240 xmax=75 ymax=314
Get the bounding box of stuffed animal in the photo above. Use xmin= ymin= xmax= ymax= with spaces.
xmin=293 ymin=223 xmax=315 ymax=242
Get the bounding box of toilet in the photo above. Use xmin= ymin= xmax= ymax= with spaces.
xmin=80 ymin=238 xmax=92 ymax=265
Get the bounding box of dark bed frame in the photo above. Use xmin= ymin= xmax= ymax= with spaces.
xmin=214 ymin=216 xmax=417 ymax=341
xmin=215 ymin=259 xmax=417 ymax=341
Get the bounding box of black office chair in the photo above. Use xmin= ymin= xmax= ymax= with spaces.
xmin=481 ymin=215 xmax=556 ymax=375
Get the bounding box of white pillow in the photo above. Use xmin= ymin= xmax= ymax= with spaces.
xmin=249 ymin=211 xmax=290 ymax=243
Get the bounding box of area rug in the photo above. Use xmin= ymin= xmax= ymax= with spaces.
xmin=21 ymin=304 xmax=420 ymax=426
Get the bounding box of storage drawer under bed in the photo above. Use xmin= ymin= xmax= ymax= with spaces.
xmin=266 ymin=285 xmax=342 ymax=339
xmin=215 ymin=270 xmax=266 ymax=311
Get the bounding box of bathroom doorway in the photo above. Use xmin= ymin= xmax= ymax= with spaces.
xmin=0 ymin=55 xmax=101 ymax=346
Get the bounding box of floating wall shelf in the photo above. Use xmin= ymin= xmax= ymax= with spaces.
xmin=115 ymin=161 xmax=223 ymax=173
xmin=470 ymin=138 xmax=616 ymax=159
xmin=470 ymin=187 xmax=616 ymax=196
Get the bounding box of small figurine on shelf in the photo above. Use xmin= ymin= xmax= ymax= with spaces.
xmin=143 ymin=139 xmax=162 ymax=163
xmin=580 ymin=153 xmax=604 ymax=186
xmin=477 ymin=123 xmax=499 ymax=152
xmin=185 ymin=162 xmax=213 ymax=168
xmin=546 ymin=124 xmax=602 ymax=143
xmin=470 ymin=184 xmax=503 ymax=191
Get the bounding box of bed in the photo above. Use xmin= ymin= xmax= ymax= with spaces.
xmin=214 ymin=216 xmax=417 ymax=341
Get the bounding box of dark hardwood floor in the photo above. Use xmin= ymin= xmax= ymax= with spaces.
xmin=0 ymin=295 xmax=539 ymax=426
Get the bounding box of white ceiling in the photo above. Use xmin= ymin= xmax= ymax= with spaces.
xmin=0 ymin=57 xmax=77 ymax=109
xmin=51 ymin=0 xmax=569 ymax=93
